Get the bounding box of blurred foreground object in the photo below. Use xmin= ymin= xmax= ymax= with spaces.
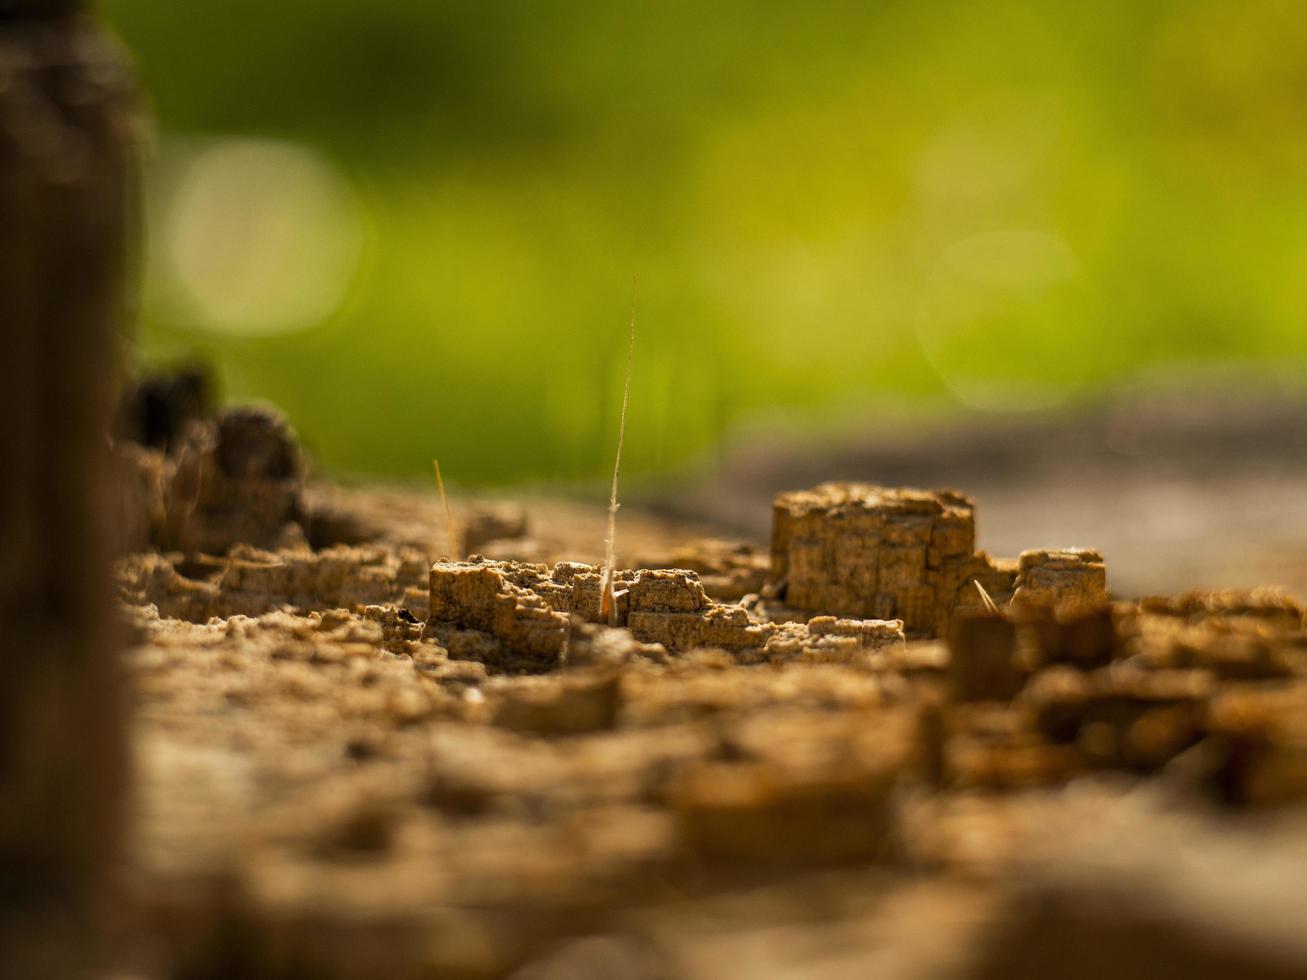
xmin=159 ymin=406 xmax=305 ymax=554
xmin=116 ymin=364 xmax=212 ymax=453
xmin=0 ymin=2 xmax=135 ymax=975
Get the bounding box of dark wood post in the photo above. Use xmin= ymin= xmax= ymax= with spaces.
xmin=0 ymin=1 xmax=136 ymax=974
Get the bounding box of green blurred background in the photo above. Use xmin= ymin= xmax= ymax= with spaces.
xmin=105 ymin=0 xmax=1307 ymax=485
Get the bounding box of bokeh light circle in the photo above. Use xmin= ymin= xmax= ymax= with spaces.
xmin=163 ymin=138 xmax=364 ymax=336
xmin=915 ymin=230 xmax=1096 ymax=412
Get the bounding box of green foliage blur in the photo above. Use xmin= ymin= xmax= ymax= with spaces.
xmin=106 ymin=0 xmax=1307 ymax=484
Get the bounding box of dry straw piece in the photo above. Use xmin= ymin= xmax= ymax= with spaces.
xmin=973 ymin=578 xmax=1000 ymax=614
xmin=433 ymin=458 xmax=458 ymax=559
xmin=600 ymin=279 xmax=638 ymax=626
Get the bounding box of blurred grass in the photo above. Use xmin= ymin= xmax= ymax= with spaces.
xmin=105 ymin=0 xmax=1307 ymax=484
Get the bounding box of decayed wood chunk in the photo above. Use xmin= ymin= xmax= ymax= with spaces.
xmin=428 ymin=561 xmax=569 ymax=671
xmin=633 ymin=538 xmax=770 ymax=601
xmin=670 ymin=707 xmax=919 ymax=863
xmin=1022 ymin=665 xmax=1211 ymax=772
xmin=1208 ymin=683 xmax=1307 ymax=806
xmin=115 ymin=544 xmax=431 ymax=622
xmin=1011 ymin=548 xmax=1107 ymax=611
xmin=948 ymin=611 xmax=1025 ymax=702
xmin=428 ymin=558 xmax=904 ymax=667
xmin=770 ymin=482 xmax=1011 ymax=635
xmin=771 ymin=484 xmax=1113 ymax=637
